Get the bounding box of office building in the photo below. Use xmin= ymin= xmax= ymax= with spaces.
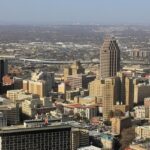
xmin=134 ymin=106 xmax=148 ymax=119
xmin=13 ymin=77 xmax=23 ymax=89
xmin=0 ymin=124 xmax=71 ymax=150
xmin=102 ymin=77 xmax=120 ymax=120
xmin=66 ymin=90 xmax=80 ymax=101
xmin=0 ymin=112 xmax=7 ymax=127
xmin=100 ymin=37 xmax=120 ymax=78
xmin=64 ymin=103 xmax=98 ymax=120
xmin=72 ymin=128 xmax=89 ymax=150
xmin=88 ymin=78 xmax=103 ymax=104
xmin=6 ymin=89 xmax=38 ymax=103
xmin=64 ymin=61 xmax=85 ymax=81
xmin=134 ymin=83 xmax=150 ymax=104
xmin=0 ymin=59 xmax=8 ymax=82
xmin=67 ymin=74 xmax=84 ymax=90
xmin=22 ymin=98 xmax=41 ymax=117
xmin=135 ymin=126 xmax=150 ymax=139
xmin=23 ymin=71 xmax=55 ymax=97
xmin=22 ymin=97 xmax=53 ymax=118
xmin=58 ymin=82 xmax=71 ymax=94
xmin=77 ymin=145 xmax=101 ymax=150
xmin=0 ymin=98 xmax=20 ymax=125
xmin=144 ymin=97 xmax=150 ymax=107
xmin=124 ymin=77 xmax=134 ymax=109
xmin=111 ymin=117 xmax=131 ymax=135
xmin=23 ymin=80 xmax=46 ymax=97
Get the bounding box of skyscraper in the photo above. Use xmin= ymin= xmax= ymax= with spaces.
xmin=102 ymin=77 xmax=120 ymax=120
xmin=0 ymin=59 xmax=8 ymax=82
xmin=100 ymin=37 xmax=120 ymax=78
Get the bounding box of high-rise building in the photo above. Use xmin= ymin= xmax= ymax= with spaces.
xmin=117 ymin=72 xmax=134 ymax=109
xmin=0 ymin=124 xmax=71 ymax=150
xmin=0 ymin=99 xmax=20 ymax=125
xmin=72 ymin=128 xmax=89 ymax=150
xmin=111 ymin=117 xmax=131 ymax=135
xmin=0 ymin=59 xmax=8 ymax=82
xmin=64 ymin=61 xmax=85 ymax=81
xmin=88 ymin=78 xmax=103 ymax=104
xmin=67 ymin=74 xmax=85 ymax=90
xmin=23 ymin=71 xmax=55 ymax=97
xmin=100 ymin=37 xmax=120 ymax=78
xmin=124 ymin=77 xmax=134 ymax=109
xmin=0 ymin=112 xmax=7 ymax=127
xmin=102 ymin=77 xmax=120 ymax=120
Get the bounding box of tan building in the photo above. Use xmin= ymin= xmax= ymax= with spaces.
xmin=74 ymin=96 xmax=97 ymax=105
xmin=23 ymin=80 xmax=46 ymax=97
xmin=100 ymin=37 xmax=120 ymax=78
xmin=6 ymin=89 xmax=36 ymax=103
xmin=113 ymin=104 xmax=129 ymax=114
xmin=0 ymin=99 xmax=20 ymax=125
xmin=72 ymin=128 xmax=89 ymax=150
xmin=64 ymin=61 xmax=85 ymax=81
xmin=134 ymin=83 xmax=150 ymax=104
xmin=102 ymin=77 xmax=120 ymax=120
xmin=23 ymin=71 xmax=54 ymax=97
xmin=144 ymin=97 xmax=150 ymax=107
xmin=124 ymin=77 xmax=134 ymax=109
xmin=23 ymin=80 xmax=29 ymax=92
xmin=58 ymin=82 xmax=70 ymax=94
xmin=117 ymin=72 xmax=134 ymax=109
xmin=22 ymin=97 xmax=52 ymax=118
xmin=88 ymin=78 xmax=103 ymax=104
xmin=135 ymin=126 xmax=150 ymax=139
xmin=66 ymin=90 xmax=80 ymax=101
xmin=67 ymin=74 xmax=84 ymax=90
xmin=6 ymin=89 xmax=21 ymax=102
xmin=64 ymin=67 xmax=72 ymax=81
xmin=111 ymin=117 xmax=131 ymax=135
xmin=64 ymin=103 xmax=98 ymax=120
xmin=22 ymin=98 xmax=41 ymax=117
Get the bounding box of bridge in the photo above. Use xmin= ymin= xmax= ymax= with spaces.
xmin=19 ymin=58 xmax=99 ymax=64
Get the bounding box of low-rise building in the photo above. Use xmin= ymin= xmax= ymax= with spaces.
xmin=64 ymin=104 xmax=98 ymax=120
xmin=134 ymin=106 xmax=146 ymax=119
xmin=77 ymin=145 xmax=101 ymax=150
xmin=135 ymin=126 xmax=150 ymax=139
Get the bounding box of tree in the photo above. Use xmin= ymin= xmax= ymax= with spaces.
xmin=74 ymin=113 xmax=81 ymax=121
xmin=80 ymin=110 xmax=86 ymax=119
xmin=120 ymin=127 xmax=135 ymax=150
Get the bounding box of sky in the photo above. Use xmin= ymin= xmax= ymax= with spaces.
xmin=0 ymin=0 xmax=150 ymax=25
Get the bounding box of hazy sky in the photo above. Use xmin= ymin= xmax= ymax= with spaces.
xmin=0 ymin=0 xmax=150 ymax=25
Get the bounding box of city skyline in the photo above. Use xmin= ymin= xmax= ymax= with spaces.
xmin=0 ymin=0 xmax=150 ymax=25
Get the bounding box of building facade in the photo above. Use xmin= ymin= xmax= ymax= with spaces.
xmin=100 ymin=37 xmax=120 ymax=79
xmin=0 ymin=125 xmax=71 ymax=150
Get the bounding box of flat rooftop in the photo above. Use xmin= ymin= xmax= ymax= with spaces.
xmin=0 ymin=123 xmax=71 ymax=134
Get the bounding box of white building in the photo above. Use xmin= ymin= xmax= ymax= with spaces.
xmin=64 ymin=104 xmax=98 ymax=120
xmin=77 ymin=145 xmax=101 ymax=150
xmin=135 ymin=126 xmax=150 ymax=139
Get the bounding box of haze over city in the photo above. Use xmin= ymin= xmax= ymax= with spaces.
xmin=0 ymin=1 xmax=150 ymax=150
xmin=0 ymin=0 xmax=150 ymax=25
